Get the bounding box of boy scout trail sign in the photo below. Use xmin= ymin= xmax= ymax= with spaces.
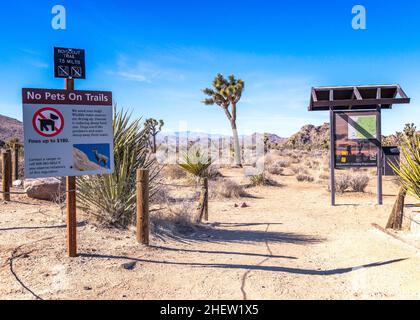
xmin=54 ymin=47 xmax=86 ymax=79
xmin=22 ymin=88 xmax=114 ymax=178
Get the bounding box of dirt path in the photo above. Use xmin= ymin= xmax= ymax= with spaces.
xmin=0 ymin=175 xmax=419 ymax=300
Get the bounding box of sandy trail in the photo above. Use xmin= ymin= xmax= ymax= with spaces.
xmin=0 ymin=173 xmax=419 ymax=300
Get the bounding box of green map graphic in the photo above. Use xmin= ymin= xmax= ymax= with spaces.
xmin=348 ymin=115 xmax=376 ymax=139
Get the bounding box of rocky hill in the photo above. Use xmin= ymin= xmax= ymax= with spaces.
xmin=0 ymin=115 xmax=23 ymax=143
xmin=283 ymin=123 xmax=330 ymax=150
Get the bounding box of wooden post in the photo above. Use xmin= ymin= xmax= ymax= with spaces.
xmin=329 ymin=108 xmax=336 ymax=206
xmin=136 ymin=169 xmax=149 ymax=245
xmin=5 ymin=150 xmax=12 ymax=188
xmin=12 ymin=144 xmax=19 ymax=181
xmin=65 ymin=78 xmax=77 ymax=257
xmin=2 ymin=151 xmax=11 ymax=201
xmin=203 ymin=177 xmax=209 ymax=221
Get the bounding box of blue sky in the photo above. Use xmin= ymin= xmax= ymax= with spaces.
xmin=0 ymin=0 xmax=419 ymax=137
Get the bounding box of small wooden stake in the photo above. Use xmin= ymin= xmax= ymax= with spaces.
xmin=203 ymin=178 xmax=209 ymax=221
xmin=6 ymin=150 xmax=12 ymax=188
xmin=12 ymin=145 xmax=19 ymax=181
xmin=65 ymin=78 xmax=77 ymax=257
xmin=136 ymin=169 xmax=150 ymax=245
xmin=2 ymin=151 xmax=11 ymax=201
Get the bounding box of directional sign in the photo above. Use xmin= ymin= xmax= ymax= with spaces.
xmin=22 ymin=88 xmax=113 ymax=178
xmin=54 ymin=47 xmax=86 ymax=79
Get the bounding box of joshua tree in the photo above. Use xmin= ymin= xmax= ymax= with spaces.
xmin=145 ymin=118 xmax=164 ymax=153
xmin=202 ymin=74 xmax=244 ymax=167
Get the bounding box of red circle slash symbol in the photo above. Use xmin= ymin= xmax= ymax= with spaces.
xmin=32 ymin=107 xmax=64 ymax=138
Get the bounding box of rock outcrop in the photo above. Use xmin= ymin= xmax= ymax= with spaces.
xmin=24 ymin=178 xmax=65 ymax=201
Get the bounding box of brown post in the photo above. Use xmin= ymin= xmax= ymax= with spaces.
xmin=65 ymin=78 xmax=77 ymax=257
xmin=2 ymin=151 xmax=11 ymax=201
xmin=5 ymin=150 xmax=12 ymax=188
xmin=12 ymin=145 xmax=19 ymax=181
xmin=136 ymin=169 xmax=150 ymax=245
xmin=203 ymin=178 xmax=209 ymax=221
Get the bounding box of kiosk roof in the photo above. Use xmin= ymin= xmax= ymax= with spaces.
xmin=308 ymin=84 xmax=410 ymax=111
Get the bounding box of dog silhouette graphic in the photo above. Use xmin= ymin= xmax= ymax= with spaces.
xmin=38 ymin=114 xmax=59 ymax=132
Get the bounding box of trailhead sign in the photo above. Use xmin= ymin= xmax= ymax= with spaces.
xmin=334 ymin=111 xmax=379 ymax=168
xmin=22 ymin=88 xmax=114 ymax=178
xmin=54 ymin=47 xmax=86 ymax=79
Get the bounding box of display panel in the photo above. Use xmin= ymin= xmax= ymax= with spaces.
xmin=334 ymin=111 xmax=379 ymax=168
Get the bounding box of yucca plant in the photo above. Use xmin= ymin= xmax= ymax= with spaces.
xmin=178 ymin=148 xmax=213 ymax=180
xmin=178 ymin=148 xmax=213 ymax=222
xmin=390 ymin=134 xmax=420 ymax=200
xmin=387 ymin=133 xmax=419 ymax=230
xmin=77 ymin=108 xmax=156 ymax=227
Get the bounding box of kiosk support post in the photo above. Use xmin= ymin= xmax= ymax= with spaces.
xmin=65 ymin=78 xmax=77 ymax=257
xmin=377 ymin=107 xmax=383 ymax=205
xmin=329 ymin=108 xmax=336 ymax=206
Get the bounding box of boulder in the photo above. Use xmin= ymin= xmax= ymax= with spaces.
xmin=13 ymin=180 xmax=23 ymax=187
xmin=24 ymin=178 xmax=65 ymax=201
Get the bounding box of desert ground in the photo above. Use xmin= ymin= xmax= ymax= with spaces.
xmin=0 ymin=154 xmax=419 ymax=300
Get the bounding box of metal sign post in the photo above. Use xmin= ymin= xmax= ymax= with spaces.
xmin=329 ymin=107 xmax=336 ymax=206
xmin=376 ymin=107 xmax=383 ymax=205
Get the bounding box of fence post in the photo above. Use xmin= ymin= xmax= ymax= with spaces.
xmin=1 ymin=151 xmax=11 ymax=201
xmin=136 ymin=169 xmax=149 ymax=245
xmin=5 ymin=150 xmax=12 ymax=188
xmin=204 ymin=177 xmax=209 ymax=221
xmin=12 ymin=145 xmax=19 ymax=181
xmin=2 ymin=151 xmax=11 ymax=201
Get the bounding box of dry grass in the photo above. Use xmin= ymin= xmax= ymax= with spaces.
xmin=332 ymin=173 xmax=370 ymax=193
xmin=210 ymin=178 xmax=245 ymax=199
xmin=296 ymin=174 xmax=315 ymax=182
xmin=349 ymin=174 xmax=370 ymax=192
xmin=151 ymin=201 xmax=198 ymax=237
xmin=163 ymin=164 xmax=187 ymax=180
xmin=266 ymin=161 xmax=285 ymax=175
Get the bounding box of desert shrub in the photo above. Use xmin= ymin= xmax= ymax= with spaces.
xmin=250 ymin=173 xmax=266 ymax=186
xmin=296 ymin=174 xmax=314 ymax=182
xmin=334 ymin=174 xmax=351 ymax=193
xmin=319 ymin=173 xmax=329 ymax=180
xmin=206 ymin=165 xmax=223 ymax=180
xmin=77 ymin=109 xmax=156 ymax=227
xmin=349 ymin=174 xmax=370 ymax=192
xmin=151 ymin=201 xmax=197 ymax=236
xmin=276 ymin=159 xmax=290 ymax=168
xmin=210 ymin=178 xmax=245 ymax=198
xmin=291 ymin=166 xmax=309 ymax=175
xmin=163 ymin=164 xmax=187 ymax=180
xmin=266 ymin=161 xmax=285 ymax=175
xmin=249 ymin=173 xmax=277 ymax=186
xmin=150 ymin=184 xmax=170 ymax=204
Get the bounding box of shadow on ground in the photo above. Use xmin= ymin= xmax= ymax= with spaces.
xmin=79 ymin=252 xmax=408 ymax=276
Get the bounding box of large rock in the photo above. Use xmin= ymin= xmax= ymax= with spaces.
xmin=24 ymin=178 xmax=65 ymax=201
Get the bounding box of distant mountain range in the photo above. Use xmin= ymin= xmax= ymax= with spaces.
xmin=0 ymin=115 xmax=23 ymax=142
xmin=0 ymin=113 xmax=409 ymax=150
